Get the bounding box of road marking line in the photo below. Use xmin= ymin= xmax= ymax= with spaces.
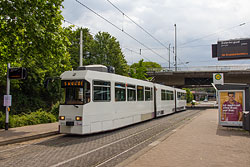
xmin=148 ymin=141 xmax=160 ymax=146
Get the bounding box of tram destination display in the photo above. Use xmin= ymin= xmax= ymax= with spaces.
xmin=61 ymin=80 xmax=84 ymax=87
xmin=212 ymin=38 xmax=250 ymax=60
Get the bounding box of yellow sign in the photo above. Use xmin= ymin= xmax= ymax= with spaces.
xmin=215 ymin=74 xmax=222 ymax=80
xmin=213 ymin=73 xmax=224 ymax=85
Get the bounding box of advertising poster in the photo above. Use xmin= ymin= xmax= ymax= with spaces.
xmin=219 ymin=91 xmax=244 ymax=126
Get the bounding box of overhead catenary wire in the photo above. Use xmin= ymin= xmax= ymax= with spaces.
xmin=179 ymin=22 xmax=249 ymax=47
xmin=64 ymin=19 xmax=80 ymax=28
xmin=106 ymin=0 xmax=170 ymax=51
xmin=175 ymin=22 xmax=249 ymax=66
xmin=63 ymin=18 xmax=152 ymax=62
xmin=75 ymin=0 xmax=169 ymax=64
xmin=63 ymin=19 xmax=97 ymax=36
xmin=122 ymin=48 xmax=151 ymax=62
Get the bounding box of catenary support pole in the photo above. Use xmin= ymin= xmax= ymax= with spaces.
xmin=169 ymin=44 xmax=171 ymax=70
xmin=174 ymin=24 xmax=177 ymax=72
xmin=80 ymin=29 xmax=83 ymax=67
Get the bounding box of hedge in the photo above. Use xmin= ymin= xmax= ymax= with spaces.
xmin=0 ymin=109 xmax=57 ymax=129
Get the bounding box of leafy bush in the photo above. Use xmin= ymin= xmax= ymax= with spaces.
xmin=0 ymin=109 xmax=57 ymax=129
xmin=183 ymin=88 xmax=194 ymax=103
xmin=0 ymin=111 xmax=5 ymax=129
xmin=50 ymin=101 xmax=60 ymax=120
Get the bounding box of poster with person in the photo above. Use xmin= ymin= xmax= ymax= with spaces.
xmin=219 ymin=90 xmax=244 ymax=126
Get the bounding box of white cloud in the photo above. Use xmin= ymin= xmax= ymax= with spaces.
xmin=62 ymin=0 xmax=250 ymax=67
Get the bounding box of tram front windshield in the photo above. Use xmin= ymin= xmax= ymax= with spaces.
xmin=61 ymin=80 xmax=90 ymax=105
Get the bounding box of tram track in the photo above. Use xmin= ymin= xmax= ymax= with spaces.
xmin=49 ymin=110 xmax=201 ymax=167
xmin=0 ymin=110 xmax=183 ymax=154
xmin=0 ymin=109 xmax=202 ymax=167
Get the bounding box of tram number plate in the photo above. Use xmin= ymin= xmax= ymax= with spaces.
xmin=66 ymin=121 xmax=74 ymax=126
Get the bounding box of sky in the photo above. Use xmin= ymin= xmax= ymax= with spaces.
xmin=61 ymin=0 xmax=250 ymax=68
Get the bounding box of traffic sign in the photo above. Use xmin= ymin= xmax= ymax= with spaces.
xmin=213 ymin=73 xmax=224 ymax=85
xmin=4 ymin=95 xmax=12 ymax=107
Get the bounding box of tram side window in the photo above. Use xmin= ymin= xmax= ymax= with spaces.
xmin=177 ymin=92 xmax=181 ymax=100
xmin=127 ymin=84 xmax=136 ymax=101
xmin=93 ymin=80 xmax=111 ymax=102
xmin=151 ymin=88 xmax=153 ymax=100
xmin=181 ymin=93 xmax=186 ymax=100
xmin=84 ymin=83 xmax=91 ymax=103
xmin=161 ymin=89 xmax=167 ymax=100
xmin=137 ymin=86 xmax=144 ymax=101
xmin=161 ymin=89 xmax=165 ymax=100
xmin=167 ymin=90 xmax=174 ymax=100
xmin=115 ymin=83 xmax=126 ymax=101
xmin=145 ymin=87 xmax=152 ymax=101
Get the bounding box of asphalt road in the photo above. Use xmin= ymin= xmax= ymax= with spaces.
xmin=0 ymin=109 xmax=202 ymax=167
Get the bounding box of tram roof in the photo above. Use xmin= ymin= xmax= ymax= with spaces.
xmin=60 ymin=70 xmax=154 ymax=86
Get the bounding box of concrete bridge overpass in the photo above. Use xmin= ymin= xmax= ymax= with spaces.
xmin=147 ymin=65 xmax=250 ymax=88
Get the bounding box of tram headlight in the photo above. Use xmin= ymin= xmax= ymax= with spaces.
xmin=59 ymin=116 xmax=65 ymax=120
xmin=75 ymin=116 xmax=82 ymax=121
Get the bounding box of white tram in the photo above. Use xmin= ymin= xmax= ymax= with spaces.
xmin=59 ymin=65 xmax=186 ymax=135
xmin=154 ymin=84 xmax=175 ymax=117
xmin=176 ymin=89 xmax=187 ymax=111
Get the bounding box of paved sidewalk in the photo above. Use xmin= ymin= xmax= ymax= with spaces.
xmin=0 ymin=122 xmax=58 ymax=146
xmin=120 ymin=109 xmax=250 ymax=167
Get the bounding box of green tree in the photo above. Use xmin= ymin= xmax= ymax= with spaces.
xmin=65 ymin=30 xmax=129 ymax=75
xmin=89 ymin=32 xmax=128 ymax=75
xmin=0 ymin=0 xmax=71 ymax=114
xmin=130 ymin=59 xmax=148 ymax=80
xmin=130 ymin=60 xmax=161 ymax=80
xmin=183 ymin=88 xmax=193 ymax=103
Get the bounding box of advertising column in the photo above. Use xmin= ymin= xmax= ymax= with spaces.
xmin=219 ymin=90 xmax=244 ymax=126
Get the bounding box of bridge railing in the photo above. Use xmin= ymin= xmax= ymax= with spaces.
xmin=147 ymin=65 xmax=250 ymax=72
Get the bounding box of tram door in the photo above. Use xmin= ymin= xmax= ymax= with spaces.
xmin=174 ymin=90 xmax=177 ymax=112
xmin=153 ymin=86 xmax=157 ymax=118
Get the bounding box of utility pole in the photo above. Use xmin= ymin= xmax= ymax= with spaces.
xmin=80 ymin=29 xmax=83 ymax=67
xmin=169 ymin=44 xmax=171 ymax=70
xmin=174 ymin=24 xmax=177 ymax=72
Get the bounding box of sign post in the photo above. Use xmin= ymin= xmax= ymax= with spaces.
xmin=5 ymin=63 xmax=10 ymax=130
xmin=3 ymin=64 xmax=27 ymax=130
